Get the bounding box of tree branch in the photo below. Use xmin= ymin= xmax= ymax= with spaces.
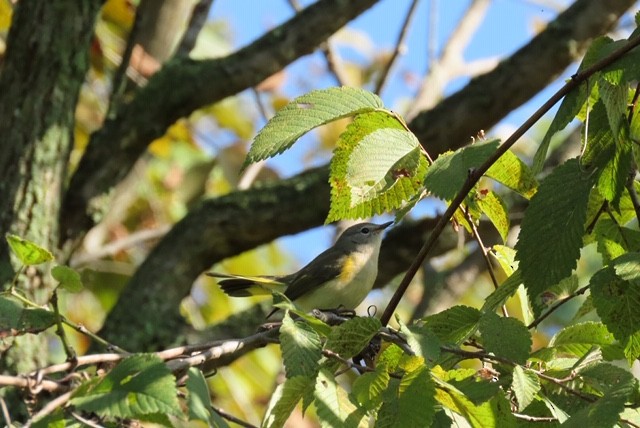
xmin=61 ymin=0 xmax=381 ymax=242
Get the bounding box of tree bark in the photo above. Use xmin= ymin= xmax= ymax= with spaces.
xmin=0 ymin=0 xmax=103 ymax=414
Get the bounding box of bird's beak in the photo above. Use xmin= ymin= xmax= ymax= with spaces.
xmin=375 ymin=221 xmax=394 ymax=232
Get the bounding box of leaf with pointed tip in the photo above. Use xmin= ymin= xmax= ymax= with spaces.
xmin=479 ymin=313 xmax=531 ymax=364
xmin=314 ymin=369 xmax=367 ymax=428
xmin=421 ymin=305 xmax=481 ymax=345
xmin=0 ymin=296 xmax=57 ymax=338
xmin=280 ymin=313 xmax=322 ymax=379
xmin=5 ymin=234 xmax=53 ymax=266
xmin=511 ymin=366 xmax=541 ymax=412
xmin=245 ymin=87 xmax=383 ymax=167
xmin=476 ymin=191 xmax=509 ymax=243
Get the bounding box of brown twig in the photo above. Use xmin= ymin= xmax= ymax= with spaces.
xmin=174 ymin=0 xmax=215 ymax=57
xmin=380 ymin=33 xmax=640 ymax=327
xmin=212 ymin=406 xmax=260 ymax=428
xmin=527 ymin=285 xmax=590 ymax=329
xmin=374 ymin=0 xmax=421 ymax=95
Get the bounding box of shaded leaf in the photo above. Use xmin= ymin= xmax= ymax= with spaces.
xmin=398 ymin=320 xmax=441 ymax=363
xmin=263 ymin=376 xmax=314 ymax=428
xmin=422 ymin=305 xmax=481 ymax=345
xmin=323 ymin=316 xmax=380 ymax=371
xmin=352 ymin=366 xmax=390 ymax=411
xmin=479 ymin=312 xmax=531 ymax=364
xmin=71 ymin=354 xmax=181 ymax=419
xmin=314 ymin=369 xmax=367 ymax=428
xmin=482 ymin=270 xmax=522 ymax=313
xmin=515 ymin=158 xmax=594 ymax=314
xmin=52 ymin=265 xmax=83 ymax=293
xmin=0 ymin=295 xmax=57 ymax=338
xmin=476 ymin=190 xmax=510 ymax=243
xmin=186 ymin=368 xmax=230 ymax=427
xmin=549 ymin=321 xmax=624 ymax=361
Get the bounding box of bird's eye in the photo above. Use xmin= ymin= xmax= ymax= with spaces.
xmin=361 ymin=227 xmax=370 ymax=234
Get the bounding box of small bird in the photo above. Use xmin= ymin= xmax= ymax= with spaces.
xmin=207 ymin=221 xmax=392 ymax=314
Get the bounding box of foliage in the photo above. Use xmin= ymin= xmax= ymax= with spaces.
xmin=2 ymin=2 xmax=640 ymax=427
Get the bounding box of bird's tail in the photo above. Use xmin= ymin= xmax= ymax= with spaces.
xmin=206 ymin=272 xmax=286 ymax=297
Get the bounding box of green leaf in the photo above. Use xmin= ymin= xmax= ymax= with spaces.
xmin=511 ymin=366 xmax=540 ymax=411
xmin=377 ymin=343 xmax=404 ymax=371
xmin=398 ymin=320 xmax=441 ymax=363
xmin=0 ymin=295 xmax=57 ymax=338
xmin=263 ymin=376 xmax=314 ymax=428
xmin=623 ymin=331 xmax=640 ymax=363
xmin=314 ymin=369 xmax=367 ymax=428
xmin=323 ymin=316 xmax=380 ymax=371
xmin=421 ymin=305 xmax=481 ymax=345
xmin=479 ymin=312 xmax=532 ymax=364
xmin=280 ymin=313 xmax=322 ymax=379
xmin=5 ymin=233 xmax=53 ymax=266
xmin=594 ymin=219 xmax=640 ymax=264
xmin=51 ymin=265 xmax=83 ymax=293
xmin=476 ymin=191 xmax=509 ymax=243
xmin=70 ymin=354 xmax=181 ymax=419
xmin=515 ymin=158 xmax=594 ymax=314
xmin=424 ymin=140 xmax=499 ymax=201
xmin=352 ymin=366 xmax=390 ymax=411
xmin=590 ymin=253 xmax=640 ymax=342
xmin=563 ymin=363 xmax=636 ymax=428
xmin=550 ymin=321 xmax=624 ymax=361
xmin=245 ymin=86 xmax=383 ymax=166
xmin=597 ymin=74 xmax=627 ymax=139
xmin=327 ymin=110 xmax=427 ymax=222
xmin=532 ymin=36 xmax=614 ymax=173
xmin=485 ymin=149 xmax=538 ymax=199
xmin=396 ymin=364 xmax=436 ymax=428
xmin=437 ymin=368 xmax=500 ymax=405
xmin=481 ymin=270 xmax=522 ymax=313
xmin=491 ymin=245 xmax=517 ymax=276
xmin=595 ymin=128 xmax=632 ymax=208
xmin=186 ymin=367 xmax=229 ymax=427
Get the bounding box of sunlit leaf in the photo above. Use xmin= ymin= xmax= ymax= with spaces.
xmin=6 ymin=234 xmax=54 ymax=266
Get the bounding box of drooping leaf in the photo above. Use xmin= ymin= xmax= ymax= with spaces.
xmin=532 ymin=36 xmax=615 ymax=173
xmin=485 ymin=149 xmax=538 ymax=199
xmin=481 ymin=270 xmax=522 ymax=313
xmin=515 ymin=158 xmax=595 ymax=314
xmin=436 ymin=367 xmax=500 ymax=405
xmin=597 ymin=74 xmax=627 ymax=139
xmin=398 ymin=320 xmax=441 ymax=363
xmin=396 ymin=364 xmax=436 ymax=428
xmin=328 ymin=110 xmax=428 ymax=221
xmin=590 ymin=253 xmax=640 ymax=343
xmin=421 ymin=305 xmax=481 ymax=345
xmin=246 ymin=87 xmax=383 ymax=167
xmin=5 ymin=233 xmax=54 ymax=266
xmin=280 ymin=313 xmax=322 ymax=379
xmin=476 ymin=190 xmax=510 ymax=243
xmin=511 ymin=366 xmax=541 ymax=411
xmin=314 ymin=369 xmax=367 ymax=428
xmin=423 ymin=140 xmax=499 ymax=201
xmin=479 ymin=312 xmax=532 ymax=364
xmin=71 ymin=354 xmax=181 ymax=420
xmin=186 ymin=368 xmax=230 ymax=427
xmin=51 ymin=265 xmax=83 ymax=293
xmin=0 ymin=295 xmax=57 ymax=338
xmin=263 ymin=376 xmax=314 ymax=428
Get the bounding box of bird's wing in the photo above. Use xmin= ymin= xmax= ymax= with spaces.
xmin=283 ymin=248 xmax=348 ymax=301
xmin=206 ymin=272 xmax=285 ymax=297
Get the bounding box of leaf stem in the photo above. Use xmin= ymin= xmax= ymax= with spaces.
xmin=527 ymin=284 xmax=590 ymax=329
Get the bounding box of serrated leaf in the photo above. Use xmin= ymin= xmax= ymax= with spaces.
xmin=550 ymin=321 xmax=624 ymax=361
xmin=562 ymin=363 xmax=636 ymax=428
xmin=623 ymin=331 xmax=640 ymax=363
xmin=485 ymin=150 xmax=538 ymax=199
xmin=377 ymin=343 xmax=404 ymax=371
xmin=186 ymin=367 xmax=229 ymax=427
xmin=352 ymin=366 xmax=390 ymax=411
xmin=421 ymin=305 xmax=481 ymax=345
xmin=5 ymin=233 xmax=53 ymax=266
xmin=246 ymin=87 xmax=382 ymax=166
xmin=398 ymin=320 xmax=441 ymax=363
xmin=0 ymin=295 xmax=57 ymax=338
xmin=70 ymin=354 xmax=181 ymax=419
xmin=328 ymin=110 xmax=427 ymax=221
xmin=396 ymin=364 xmax=436 ymax=428
xmin=436 ymin=367 xmax=500 ymax=405
xmin=314 ymin=369 xmax=367 ymax=428
xmin=280 ymin=313 xmax=322 ymax=378
xmin=491 ymin=245 xmax=517 ymax=276
xmin=51 ymin=265 xmax=83 ymax=293
xmin=512 ymin=366 xmax=540 ymax=411
xmin=263 ymin=376 xmax=313 ymax=428
xmin=482 ymin=270 xmax=522 ymax=313
xmin=479 ymin=312 xmax=532 ymax=364
xmin=533 ymin=37 xmax=614 ymax=173
xmin=598 ymin=74 xmax=627 ymax=138
xmin=476 ymin=191 xmax=509 ymax=243
xmin=323 ymin=316 xmax=380 ymax=371
xmin=515 ymin=158 xmax=594 ymax=314
xmin=424 ymin=140 xmax=499 ymax=201
xmin=594 ymin=219 xmax=640 ymax=264
xmin=572 ymin=294 xmax=595 ymax=322
xmin=590 ymin=253 xmax=640 ymax=342
xmin=595 ymin=128 xmax=632 ymax=208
